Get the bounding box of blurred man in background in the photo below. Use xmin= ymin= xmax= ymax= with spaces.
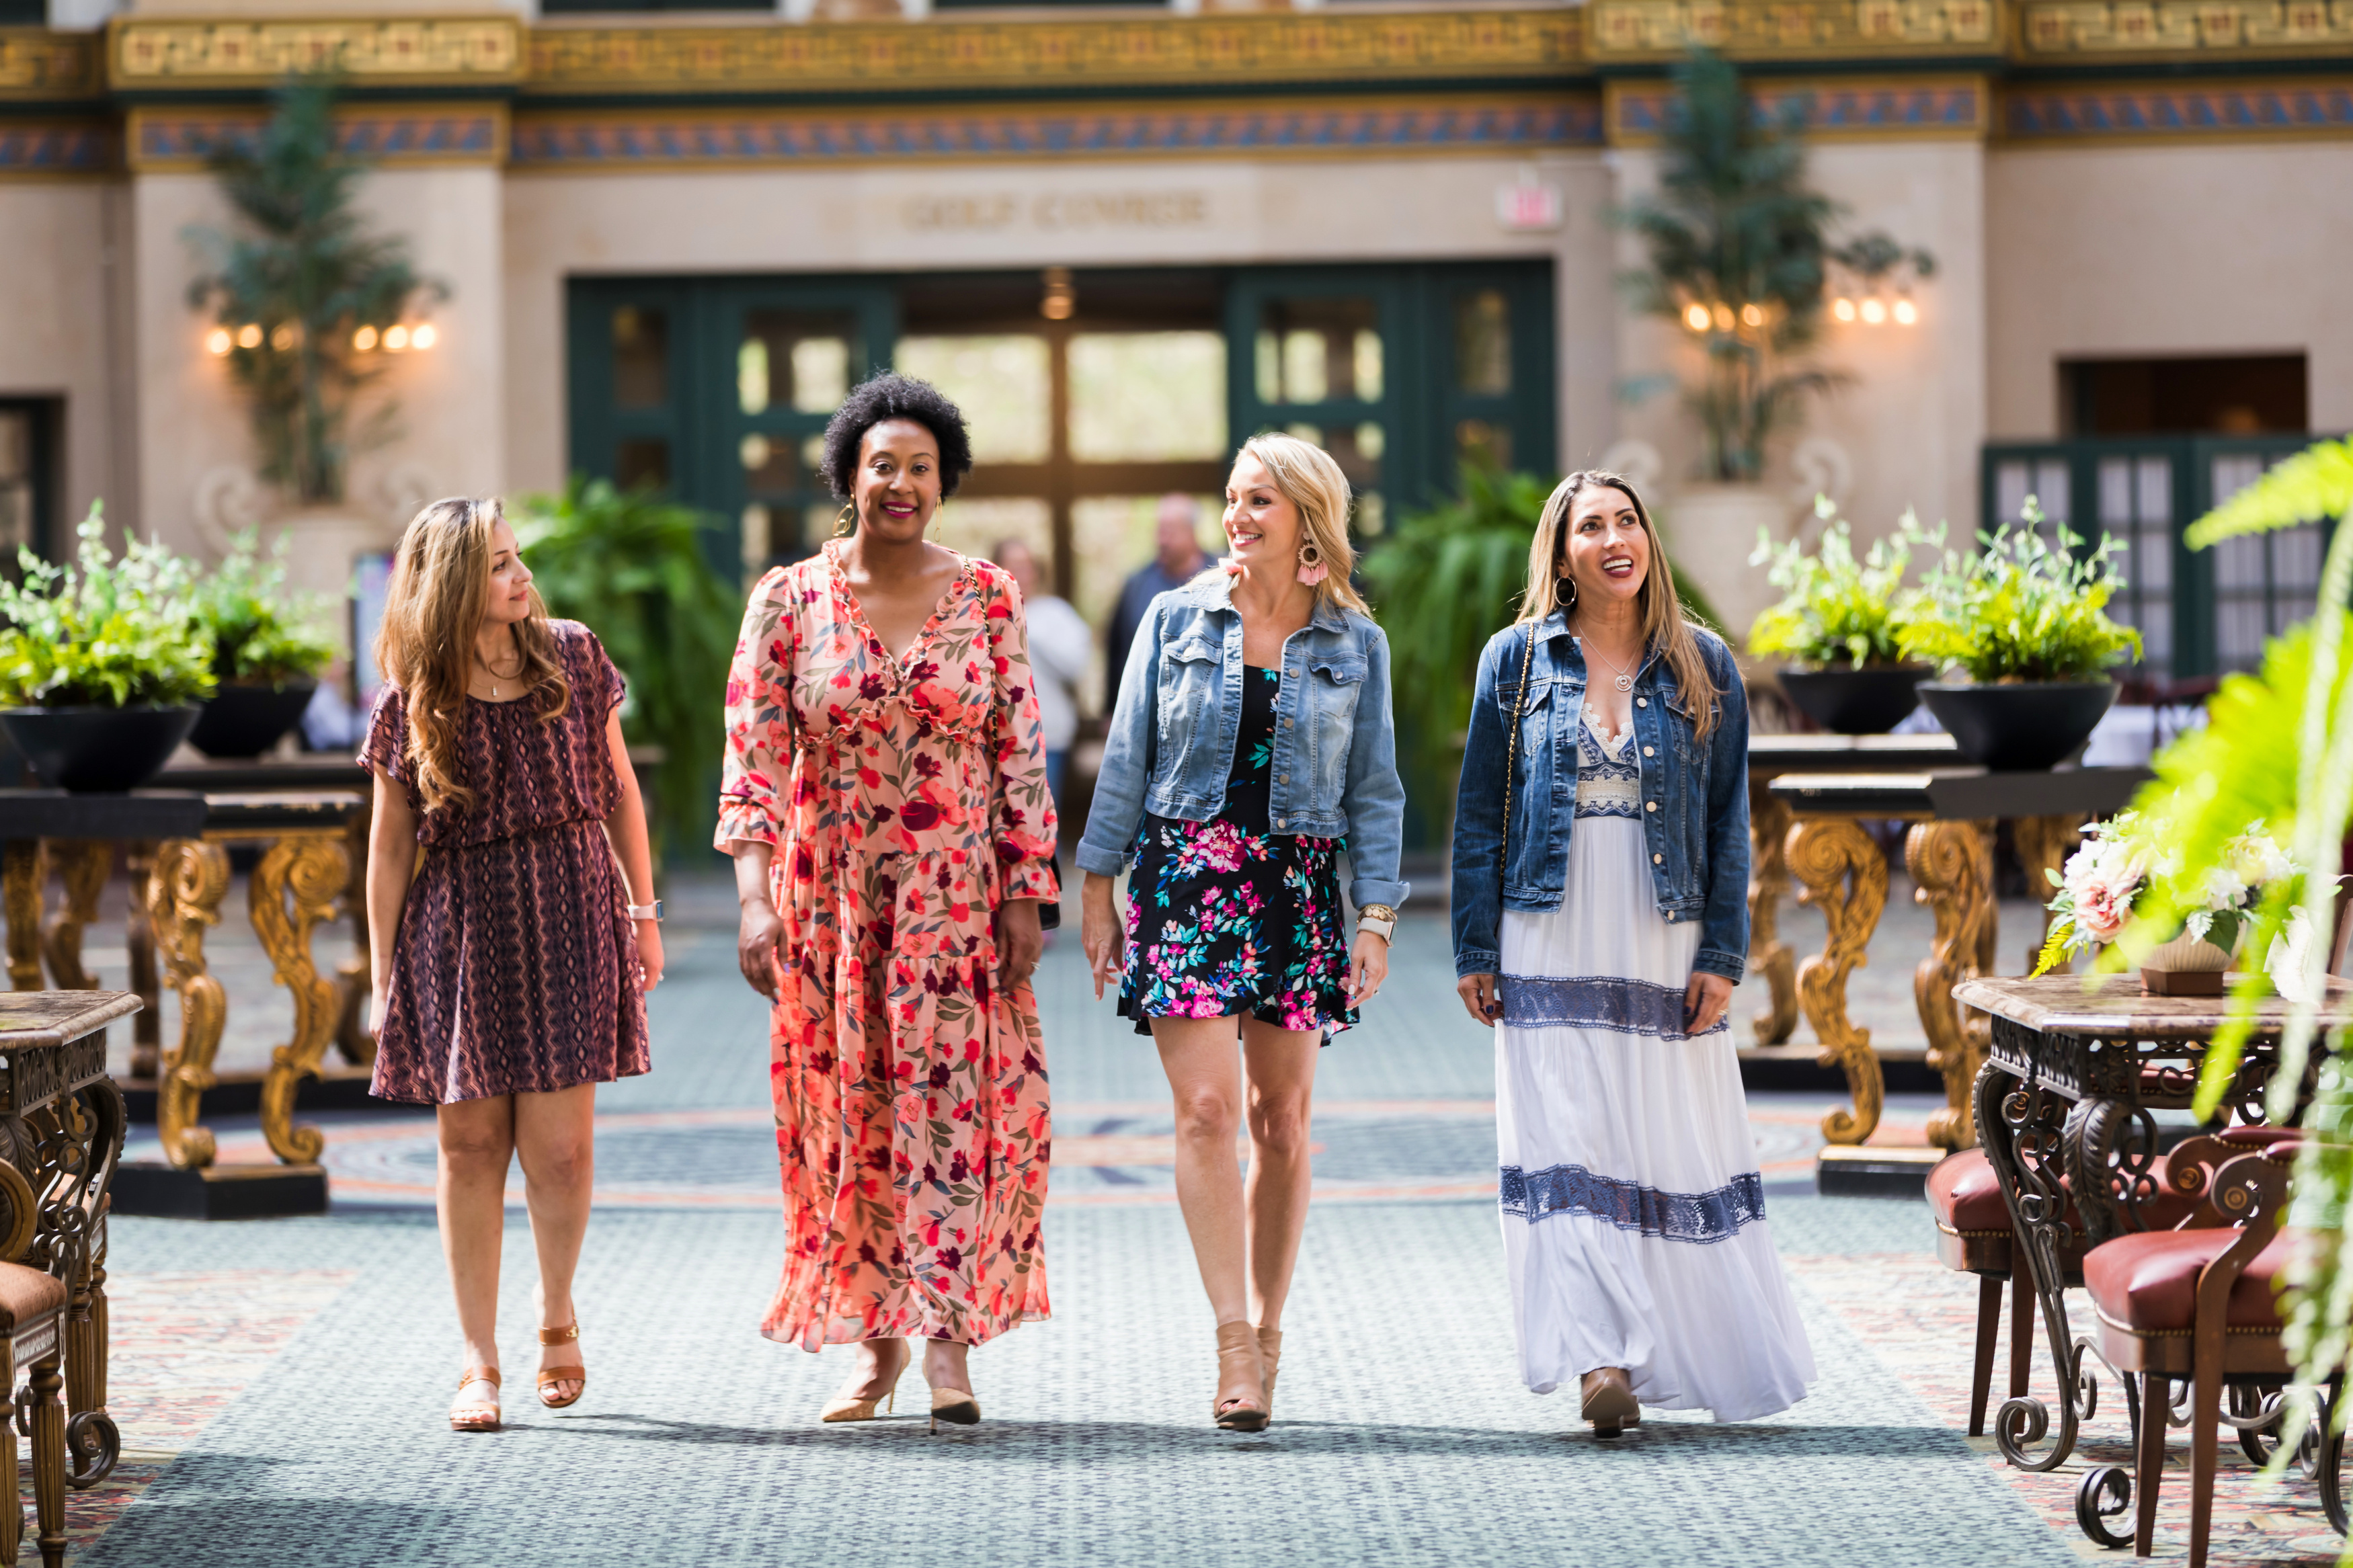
xmin=1105 ymin=493 xmax=1209 ymax=710
xmin=996 ymin=537 xmax=1092 ymax=809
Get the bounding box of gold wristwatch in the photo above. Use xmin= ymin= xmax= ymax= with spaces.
xmin=1357 ymin=904 xmax=1398 ymax=942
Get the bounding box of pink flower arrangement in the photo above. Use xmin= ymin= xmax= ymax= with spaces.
xmin=2034 ymin=811 xmax=2295 ymax=975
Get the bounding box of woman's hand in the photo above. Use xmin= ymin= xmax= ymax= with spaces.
xmin=1081 ymin=873 xmax=1124 ymax=1000
xmin=1456 ymin=973 xmax=1501 ymax=1027
xmin=635 ymin=920 xmax=665 ymax=992
xmin=1347 ymin=930 xmax=1389 ymax=1007
xmin=1683 ymin=971 xmax=1734 ymax=1036
xmin=997 ymin=898 xmax=1043 ymax=995
xmin=737 ymin=899 xmax=785 ymax=1000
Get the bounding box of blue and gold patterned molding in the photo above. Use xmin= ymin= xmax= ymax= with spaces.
xmin=0 ymin=118 xmax=115 ymax=175
xmin=2015 ymin=0 xmax=2353 ymax=63
xmin=109 ymin=15 xmax=525 ymax=91
xmin=1606 ymin=75 xmax=1988 ymax=141
xmin=508 ymin=94 xmax=1600 ymax=169
xmin=1589 ymin=0 xmax=1999 ymax=60
xmin=126 ymin=103 xmax=508 ymax=169
xmin=521 ymin=11 xmax=1583 ymax=98
xmin=2004 ymin=79 xmax=2353 ymax=137
xmin=0 ymin=28 xmax=103 ymax=101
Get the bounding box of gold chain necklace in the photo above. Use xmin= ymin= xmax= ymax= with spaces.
xmin=473 ymin=644 xmax=524 ymax=699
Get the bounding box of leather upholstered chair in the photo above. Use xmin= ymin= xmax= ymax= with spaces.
xmin=0 ymin=1260 xmax=71 ymax=1567
xmin=1928 ymin=1147 xmax=2067 ymax=1436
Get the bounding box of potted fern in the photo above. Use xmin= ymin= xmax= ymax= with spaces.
xmin=1747 ymin=497 xmax=1940 ymax=732
xmin=188 ymin=528 xmax=339 ymax=758
xmin=0 ymin=502 xmax=216 ymax=791
xmin=1895 ymin=497 xmax=2141 ymax=770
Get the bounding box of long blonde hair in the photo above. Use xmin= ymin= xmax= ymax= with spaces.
xmin=1521 ymin=470 xmax=1724 ymax=739
xmin=1228 ymin=432 xmax=1370 ymax=616
xmin=374 ymin=496 xmax=569 ymax=814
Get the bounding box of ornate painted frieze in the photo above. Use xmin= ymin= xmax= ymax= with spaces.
xmin=2015 ymin=0 xmax=2353 ymax=58
xmin=1588 ymin=0 xmax=1999 ymax=60
xmin=0 ymin=118 xmax=115 ymax=175
xmin=127 ymin=104 xmax=508 ymax=169
xmin=109 ymin=15 xmax=526 ymax=91
xmin=509 ymin=94 xmax=1601 ymax=168
xmin=2004 ymin=79 xmax=2353 ymax=135
xmin=0 ymin=28 xmax=103 ymax=100
xmin=1607 ymin=75 xmax=1989 ymax=139
xmin=521 ymin=11 xmax=1583 ymax=97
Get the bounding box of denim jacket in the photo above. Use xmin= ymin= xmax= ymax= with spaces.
xmin=1077 ymin=573 xmax=1410 ymax=911
xmin=1449 ymin=614 xmax=1749 ymax=982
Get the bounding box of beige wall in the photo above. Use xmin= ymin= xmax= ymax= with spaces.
xmin=1987 ymin=140 xmax=2353 ymax=439
xmin=131 ymin=163 xmax=506 ymax=589
xmin=1610 ymin=137 xmax=1988 ymax=636
xmin=0 ymin=181 xmax=133 ymax=536
xmin=502 ymin=151 xmax=1611 ymax=495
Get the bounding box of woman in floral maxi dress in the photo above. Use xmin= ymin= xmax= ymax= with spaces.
xmin=720 ymin=374 xmax=1058 ymax=1431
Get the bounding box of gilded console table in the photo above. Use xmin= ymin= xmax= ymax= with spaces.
xmin=1767 ymin=767 xmax=2150 ymax=1150
xmin=0 ymin=989 xmax=137 ymax=1491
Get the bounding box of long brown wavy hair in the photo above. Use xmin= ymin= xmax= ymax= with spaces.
xmin=1519 ymin=470 xmax=1724 ymax=740
xmin=374 ymin=496 xmax=568 ymax=814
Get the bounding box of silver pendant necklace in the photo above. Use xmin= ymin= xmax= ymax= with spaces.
xmin=1581 ymin=635 xmax=1636 ymax=694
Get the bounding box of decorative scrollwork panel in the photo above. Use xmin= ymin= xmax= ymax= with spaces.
xmin=149 ymin=840 xmax=230 ymax=1171
xmin=1747 ymin=790 xmax=1799 ymax=1046
xmin=1788 ymin=815 xmax=1889 ymax=1145
xmin=1909 ymin=819 xmax=1994 ymax=1150
xmin=252 ymin=835 xmax=350 ymax=1167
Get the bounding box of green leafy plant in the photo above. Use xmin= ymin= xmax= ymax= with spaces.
xmin=1362 ymin=464 xmax=1728 ymax=817
xmin=195 ymin=528 xmax=338 ymax=687
xmin=1747 ymin=497 xmax=1940 ymax=667
xmin=1616 ymin=47 xmax=1934 ymax=483
xmin=1893 ymin=498 xmax=2141 ymax=682
xmin=184 ymin=70 xmax=446 ymax=505
xmin=512 ymin=477 xmax=740 ymax=857
xmin=0 ymin=502 xmax=216 ymax=708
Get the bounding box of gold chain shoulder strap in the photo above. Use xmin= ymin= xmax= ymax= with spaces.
xmin=1500 ymin=622 xmax=1538 ymax=903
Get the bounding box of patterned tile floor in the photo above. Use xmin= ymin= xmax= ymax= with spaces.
xmin=58 ymin=872 xmax=2348 ymax=1565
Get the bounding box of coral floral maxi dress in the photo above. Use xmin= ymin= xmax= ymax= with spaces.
xmin=718 ymin=542 xmax=1060 ymax=1349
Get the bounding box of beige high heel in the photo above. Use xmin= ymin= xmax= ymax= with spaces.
xmin=538 ymin=1323 xmax=586 ymax=1409
xmin=928 ymin=1385 xmax=981 ymax=1434
xmin=1256 ymin=1327 xmax=1283 ymax=1414
xmin=821 ymin=1341 xmax=909 ymax=1423
xmin=1213 ymin=1321 xmax=1270 ymax=1432
xmin=1580 ymin=1367 xmax=1638 ymax=1438
xmin=450 ymin=1367 xmax=502 ymax=1433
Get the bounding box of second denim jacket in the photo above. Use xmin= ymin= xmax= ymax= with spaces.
xmin=1076 ymin=572 xmax=1410 ymax=912
xmin=1449 ymin=614 xmax=1750 ymax=982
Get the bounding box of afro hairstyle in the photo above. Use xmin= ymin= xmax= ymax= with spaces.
xmin=819 ymin=372 xmax=975 ymax=501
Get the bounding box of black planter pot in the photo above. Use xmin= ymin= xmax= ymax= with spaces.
xmin=1777 ymin=663 xmax=1934 ymax=735
xmin=1916 ymin=681 xmax=2118 ymax=771
xmin=0 ymin=705 xmax=202 ymax=792
xmin=190 ymin=680 xmax=317 ymax=760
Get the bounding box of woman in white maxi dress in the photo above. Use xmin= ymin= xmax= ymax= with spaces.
xmin=1452 ymin=470 xmax=1814 ymax=1436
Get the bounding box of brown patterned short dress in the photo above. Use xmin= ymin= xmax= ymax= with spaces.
xmin=362 ymin=619 xmax=651 ymax=1105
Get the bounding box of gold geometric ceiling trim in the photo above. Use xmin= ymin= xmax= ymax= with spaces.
xmin=0 ymin=28 xmax=104 ymax=100
xmin=522 ymin=10 xmax=1583 ymax=97
xmin=1605 ymin=73 xmax=1990 ymax=142
xmin=1587 ymin=0 xmax=1999 ymax=60
xmin=109 ymin=15 xmax=526 ymax=91
xmin=2014 ymin=0 xmax=2353 ymax=60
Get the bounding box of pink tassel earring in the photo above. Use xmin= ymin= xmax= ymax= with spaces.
xmin=1295 ymin=542 xmax=1328 ymax=587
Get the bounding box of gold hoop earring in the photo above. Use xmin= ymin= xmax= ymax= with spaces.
xmin=833 ymin=503 xmax=856 ymax=538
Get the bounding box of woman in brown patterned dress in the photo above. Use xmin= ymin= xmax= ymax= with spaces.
xmin=363 ymin=496 xmax=663 ymax=1434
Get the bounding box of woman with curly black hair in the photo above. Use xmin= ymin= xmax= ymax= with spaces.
xmin=717 ymin=372 xmax=1059 ymax=1431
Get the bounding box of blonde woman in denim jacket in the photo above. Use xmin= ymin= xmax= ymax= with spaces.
xmin=1080 ymin=434 xmax=1407 ymax=1434
xmin=1451 ymin=471 xmax=1814 ymax=1438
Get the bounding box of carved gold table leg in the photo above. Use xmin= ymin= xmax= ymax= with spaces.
xmin=125 ymin=842 xmax=161 ymax=1081
xmin=1788 ymin=815 xmax=1890 ymax=1146
xmin=332 ymin=810 xmax=376 ymax=1067
xmin=253 ymin=834 xmax=350 ymax=1166
xmin=1910 ymin=820 xmax=1995 ymax=1151
xmin=1747 ymin=789 xmax=1799 ymax=1046
xmin=40 ymin=840 xmax=110 ymax=991
xmin=149 ymin=839 xmax=230 ymax=1171
xmin=5 ymin=840 xmax=46 ymax=991
xmin=2015 ymin=815 xmax=2086 ymax=975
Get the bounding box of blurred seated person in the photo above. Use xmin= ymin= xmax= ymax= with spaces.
xmin=1105 ymin=493 xmax=1209 ymax=712
xmin=996 ymin=538 xmax=1092 ymax=806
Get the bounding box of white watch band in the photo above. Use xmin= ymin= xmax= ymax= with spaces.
xmin=627 ymin=901 xmax=663 ymax=922
xmin=1359 ymin=915 xmax=1396 ymax=941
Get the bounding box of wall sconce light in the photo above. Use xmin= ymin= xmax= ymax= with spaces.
xmin=1683 ymin=302 xmax=1711 ymax=333
xmin=205 ymin=327 xmax=233 ymax=356
xmin=1710 ymin=302 xmax=1735 ymax=333
xmin=1739 ymin=303 xmax=1764 ymax=328
xmin=411 ymin=323 xmax=438 ymax=351
xmin=235 ymin=323 xmax=262 ymax=350
xmin=383 ymin=325 xmax=411 ymax=351
xmin=1831 ymin=297 xmax=1857 ymax=323
xmin=1039 ymin=267 xmax=1076 ymax=323
xmin=1859 ymin=298 xmax=1888 ymax=325
xmin=354 ymin=325 xmax=378 ymax=352
xmin=1892 ymin=298 xmax=1919 ymax=327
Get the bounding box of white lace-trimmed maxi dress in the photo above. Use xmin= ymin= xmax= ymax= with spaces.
xmin=1495 ymin=716 xmax=1816 ymax=1421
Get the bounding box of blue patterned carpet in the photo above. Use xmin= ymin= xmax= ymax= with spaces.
xmin=89 ymin=891 xmax=2087 ymax=1568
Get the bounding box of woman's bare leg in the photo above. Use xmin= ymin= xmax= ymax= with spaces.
xmin=1239 ymin=1018 xmax=1321 ymax=1332
xmin=513 ymin=1081 xmax=598 ymax=1400
xmin=922 ymin=1336 xmax=972 ymax=1397
xmin=437 ymin=1095 xmax=517 ymax=1392
xmin=1152 ymin=1016 xmax=1249 ymax=1325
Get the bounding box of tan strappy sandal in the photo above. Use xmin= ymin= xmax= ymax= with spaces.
xmin=450 ymin=1367 xmax=501 ymax=1433
xmin=1257 ymin=1326 xmax=1284 ymax=1414
xmin=538 ymin=1323 xmax=586 ymax=1409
